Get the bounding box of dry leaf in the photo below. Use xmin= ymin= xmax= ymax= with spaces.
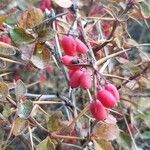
xmin=93 ymin=123 xmax=119 ymax=141
xmin=18 ymin=7 xmax=44 ymax=29
xmin=15 ymin=79 xmax=27 ymax=100
xmin=0 ymin=82 xmax=9 ymax=99
xmin=52 ymin=0 xmax=72 ymax=8
xmin=0 ymin=41 xmax=17 ymax=55
xmin=31 ymin=42 xmax=51 ymax=69
xmin=13 ymin=117 xmax=28 ymax=136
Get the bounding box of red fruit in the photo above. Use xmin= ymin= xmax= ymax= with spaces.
xmin=80 ymin=71 xmax=92 ymax=89
xmin=97 ymin=89 xmax=117 ymax=108
xmin=61 ymin=55 xmax=74 ymax=65
xmin=40 ymin=0 xmax=52 ymax=11
xmin=68 ymin=65 xmax=80 ymax=71
xmin=61 ymin=36 xmax=76 ymax=56
xmin=90 ymin=100 xmax=107 ymax=121
xmin=75 ymin=38 xmax=88 ymax=54
xmin=70 ymin=69 xmax=83 ymax=88
xmin=0 ymin=36 xmax=11 ymax=44
xmin=105 ymin=83 xmax=120 ymax=101
xmin=61 ymin=55 xmax=80 ymax=70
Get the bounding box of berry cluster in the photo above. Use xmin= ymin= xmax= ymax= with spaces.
xmin=60 ymin=35 xmax=120 ymax=121
xmin=90 ymin=83 xmax=119 ymax=121
xmin=61 ymin=35 xmax=91 ymax=89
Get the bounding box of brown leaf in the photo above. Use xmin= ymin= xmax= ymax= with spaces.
xmin=13 ymin=117 xmax=28 ymax=136
xmin=52 ymin=0 xmax=72 ymax=8
xmin=31 ymin=42 xmax=51 ymax=69
xmin=0 ymin=82 xmax=9 ymax=99
xmin=18 ymin=7 xmax=44 ymax=29
xmin=104 ymin=114 xmax=117 ymax=124
xmin=93 ymin=123 xmax=119 ymax=141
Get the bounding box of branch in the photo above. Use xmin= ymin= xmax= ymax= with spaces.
xmin=93 ymin=20 xmax=118 ymax=54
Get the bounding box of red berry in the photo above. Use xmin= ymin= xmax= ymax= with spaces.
xmin=61 ymin=55 xmax=80 ymax=70
xmin=61 ymin=36 xmax=76 ymax=56
xmin=97 ymin=89 xmax=117 ymax=108
xmin=70 ymin=69 xmax=83 ymax=88
xmin=40 ymin=0 xmax=52 ymax=11
xmin=105 ymin=83 xmax=120 ymax=101
xmin=80 ymin=71 xmax=92 ymax=89
xmin=61 ymin=55 xmax=74 ymax=65
xmin=0 ymin=36 xmax=11 ymax=44
xmin=90 ymin=100 xmax=107 ymax=121
xmin=75 ymin=38 xmax=88 ymax=54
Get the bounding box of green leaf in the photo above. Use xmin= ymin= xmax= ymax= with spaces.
xmin=3 ymin=145 xmax=13 ymax=150
xmin=93 ymin=139 xmax=114 ymax=150
xmin=33 ymin=19 xmax=56 ymax=42
xmin=142 ymin=131 xmax=150 ymax=139
xmin=0 ymin=127 xmax=5 ymax=141
xmin=138 ymin=111 xmax=150 ymax=128
xmin=36 ymin=137 xmax=56 ymax=150
xmin=117 ymin=132 xmax=132 ymax=149
xmin=139 ymin=1 xmax=150 ymax=18
xmin=17 ymin=100 xmax=33 ymax=119
xmin=0 ymin=41 xmax=17 ymax=55
xmin=15 ymin=79 xmax=27 ymax=100
xmin=12 ymin=117 xmax=28 ymax=136
xmin=0 ymin=60 xmax=6 ymax=69
xmin=31 ymin=42 xmax=51 ymax=69
xmin=2 ymin=107 xmax=14 ymax=118
xmin=37 ymin=27 xmax=56 ymax=42
xmin=10 ymin=27 xmax=35 ymax=46
xmin=47 ymin=111 xmax=64 ymax=132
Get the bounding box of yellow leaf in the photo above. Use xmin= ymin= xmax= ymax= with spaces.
xmin=13 ymin=117 xmax=28 ymax=136
xmin=0 ymin=82 xmax=9 ymax=98
xmin=0 ymin=15 xmax=7 ymax=26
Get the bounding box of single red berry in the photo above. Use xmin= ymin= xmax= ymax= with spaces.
xmin=80 ymin=71 xmax=92 ymax=89
xmin=70 ymin=69 xmax=83 ymax=88
xmin=97 ymin=89 xmax=117 ymax=108
xmin=61 ymin=55 xmax=74 ymax=65
xmin=61 ymin=55 xmax=80 ymax=70
xmin=40 ymin=0 xmax=52 ymax=11
xmin=90 ymin=100 xmax=107 ymax=121
xmin=61 ymin=36 xmax=77 ymax=56
xmin=0 ymin=36 xmax=11 ymax=44
xmin=105 ymin=83 xmax=120 ymax=101
xmin=75 ymin=38 xmax=88 ymax=54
